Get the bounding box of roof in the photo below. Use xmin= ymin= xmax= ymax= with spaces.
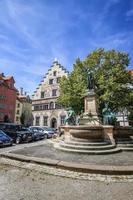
xmin=3 ymin=76 xmax=15 ymax=83
xmin=129 ymin=69 xmax=133 ymax=78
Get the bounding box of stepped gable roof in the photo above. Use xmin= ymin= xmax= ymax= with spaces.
xmin=32 ymin=59 xmax=69 ymax=96
xmin=45 ymin=59 xmax=69 ymax=76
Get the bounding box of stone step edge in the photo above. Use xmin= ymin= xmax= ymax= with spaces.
xmin=59 ymin=142 xmax=115 ymax=150
xmin=2 ymin=152 xmax=133 ymax=175
xmin=65 ymin=141 xmax=110 ymax=146
xmin=55 ymin=144 xmax=121 ymax=154
xmin=117 ymin=144 xmax=133 ymax=147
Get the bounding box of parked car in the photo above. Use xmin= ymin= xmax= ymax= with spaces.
xmin=29 ymin=126 xmax=48 ymax=139
xmin=23 ymin=127 xmax=41 ymax=141
xmin=42 ymin=127 xmax=55 ymax=138
xmin=15 ymin=127 xmax=33 ymax=144
xmin=0 ymin=123 xmax=33 ymax=144
xmin=0 ymin=130 xmax=13 ymax=147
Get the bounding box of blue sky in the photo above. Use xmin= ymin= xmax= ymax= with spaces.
xmin=0 ymin=0 xmax=133 ymax=95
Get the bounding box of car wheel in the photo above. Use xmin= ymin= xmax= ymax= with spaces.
xmin=44 ymin=134 xmax=48 ymax=139
xmin=16 ymin=137 xmax=21 ymax=144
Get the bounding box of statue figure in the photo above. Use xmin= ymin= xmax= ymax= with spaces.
xmin=102 ymin=103 xmax=116 ymax=125
xmin=87 ymin=69 xmax=94 ymax=90
xmin=65 ymin=107 xmax=76 ymax=125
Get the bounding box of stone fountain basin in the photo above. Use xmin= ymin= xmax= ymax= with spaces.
xmin=68 ymin=125 xmax=104 ymax=140
xmin=113 ymin=126 xmax=133 ymax=141
xmin=114 ymin=126 xmax=133 ymax=136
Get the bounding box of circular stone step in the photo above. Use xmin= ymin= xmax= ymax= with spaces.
xmin=59 ymin=142 xmax=116 ymax=151
xmin=54 ymin=143 xmax=121 ymax=155
xmin=71 ymin=137 xmax=103 ymax=143
xmin=65 ymin=140 xmax=110 ymax=146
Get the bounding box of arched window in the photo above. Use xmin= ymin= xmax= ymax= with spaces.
xmin=50 ymin=102 xmax=54 ymax=109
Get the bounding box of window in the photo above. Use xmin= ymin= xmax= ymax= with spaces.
xmin=55 ymin=103 xmax=62 ymax=109
xmin=49 ymin=79 xmax=53 ymax=85
xmin=39 ymin=105 xmax=43 ymax=110
xmin=43 ymin=116 xmax=48 ymax=126
xmin=52 ymin=89 xmax=57 ymax=96
xmin=57 ymin=77 xmax=61 ymax=83
xmin=17 ymin=103 xmax=20 ymax=108
xmin=43 ymin=104 xmax=49 ymax=110
xmin=53 ymin=71 xmax=57 ymax=76
xmin=0 ymin=104 xmax=5 ymax=109
xmin=17 ymin=110 xmax=19 ymax=114
xmin=41 ymin=91 xmax=45 ymax=98
xmin=49 ymin=102 xmax=54 ymax=109
xmin=34 ymin=105 xmax=39 ymax=110
xmin=60 ymin=115 xmax=66 ymax=125
xmin=35 ymin=116 xmax=40 ymax=126
xmin=16 ymin=116 xmax=19 ymax=121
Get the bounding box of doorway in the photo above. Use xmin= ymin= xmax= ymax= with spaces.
xmin=51 ymin=118 xmax=57 ymax=128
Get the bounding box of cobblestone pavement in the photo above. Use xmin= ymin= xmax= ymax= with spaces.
xmin=9 ymin=140 xmax=133 ymax=166
xmin=0 ymin=158 xmax=133 ymax=200
xmin=1 ymin=157 xmax=133 ymax=183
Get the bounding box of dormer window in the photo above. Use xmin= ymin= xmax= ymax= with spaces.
xmin=49 ymin=79 xmax=53 ymax=85
xmin=53 ymin=71 xmax=57 ymax=76
xmin=41 ymin=91 xmax=45 ymax=98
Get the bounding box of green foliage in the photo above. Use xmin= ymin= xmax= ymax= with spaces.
xmin=84 ymin=48 xmax=133 ymax=113
xmin=58 ymin=48 xmax=133 ymax=114
xmin=129 ymin=110 xmax=133 ymax=120
xmin=20 ymin=113 xmax=25 ymax=125
xmin=58 ymin=58 xmax=86 ymax=114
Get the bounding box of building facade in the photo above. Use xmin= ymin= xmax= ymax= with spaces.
xmin=19 ymin=94 xmax=32 ymax=126
xmin=32 ymin=60 xmax=68 ymax=128
xmin=0 ymin=73 xmax=17 ymax=122
xmin=14 ymin=97 xmax=23 ymax=124
xmin=14 ymin=88 xmax=33 ymax=125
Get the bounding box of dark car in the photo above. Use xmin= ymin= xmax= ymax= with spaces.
xmin=15 ymin=127 xmax=33 ymax=144
xmin=29 ymin=126 xmax=50 ymax=139
xmin=0 ymin=123 xmax=32 ymax=144
xmin=23 ymin=127 xmax=41 ymax=141
xmin=0 ymin=130 xmax=13 ymax=147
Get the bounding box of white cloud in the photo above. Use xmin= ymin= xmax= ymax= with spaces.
xmin=126 ymin=9 xmax=133 ymax=17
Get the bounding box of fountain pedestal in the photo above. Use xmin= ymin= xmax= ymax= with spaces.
xmin=79 ymin=91 xmax=100 ymax=125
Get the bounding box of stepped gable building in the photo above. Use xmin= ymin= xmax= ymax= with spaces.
xmin=32 ymin=59 xmax=69 ymax=128
xmin=0 ymin=73 xmax=17 ymax=122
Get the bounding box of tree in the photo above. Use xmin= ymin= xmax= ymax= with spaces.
xmin=58 ymin=48 xmax=133 ymax=115
xmin=20 ymin=113 xmax=25 ymax=125
xmin=58 ymin=58 xmax=86 ymax=114
xmin=84 ymin=48 xmax=133 ymax=114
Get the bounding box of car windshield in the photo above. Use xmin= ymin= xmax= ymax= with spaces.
xmin=47 ymin=128 xmax=54 ymax=131
xmin=21 ymin=127 xmax=28 ymax=131
xmin=42 ymin=127 xmax=53 ymax=131
xmin=0 ymin=130 xmax=5 ymax=136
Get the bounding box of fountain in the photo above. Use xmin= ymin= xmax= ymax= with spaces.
xmin=54 ymin=69 xmax=133 ymax=154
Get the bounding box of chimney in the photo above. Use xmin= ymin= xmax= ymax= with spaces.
xmin=20 ymin=87 xmax=23 ymax=95
xmin=0 ymin=73 xmax=4 ymax=77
